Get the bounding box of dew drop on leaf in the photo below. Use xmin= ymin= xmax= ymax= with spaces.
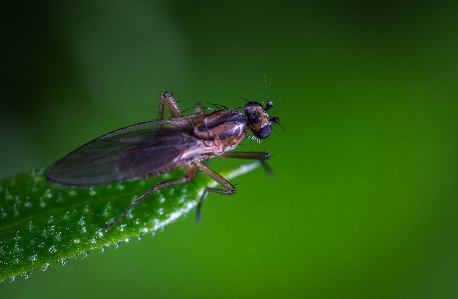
xmin=13 ymin=204 xmax=19 ymax=216
xmin=44 ymin=189 xmax=52 ymax=199
xmin=41 ymin=263 xmax=50 ymax=271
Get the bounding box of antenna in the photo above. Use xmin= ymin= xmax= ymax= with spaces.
xmin=264 ymin=75 xmax=273 ymax=110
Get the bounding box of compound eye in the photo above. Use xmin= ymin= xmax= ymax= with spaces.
xmin=256 ymin=124 xmax=272 ymax=139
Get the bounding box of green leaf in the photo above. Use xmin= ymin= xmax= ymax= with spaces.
xmin=0 ymin=161 xmax=261 ymax=282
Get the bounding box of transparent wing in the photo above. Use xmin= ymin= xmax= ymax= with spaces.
xmin=46 ymin=118 xmax=208 ymax=186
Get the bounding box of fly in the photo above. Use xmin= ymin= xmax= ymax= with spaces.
xmin=46 ymin=85 xmax=280 ymax=231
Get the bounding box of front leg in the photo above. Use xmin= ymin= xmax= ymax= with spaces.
xmin=221 ymin=151 xmax=273 ymax=177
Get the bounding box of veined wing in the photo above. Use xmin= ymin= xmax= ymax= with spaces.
xmin=46 ymin=117 xmax=210 ymax=186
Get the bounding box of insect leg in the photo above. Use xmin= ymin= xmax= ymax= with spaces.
xmin=158 ymin=92 xmax=183 ymax=120
xmin=104 ymin=164 xmax=198 ymax=231
xmin=194 ymin=103 xmax=202 ymax=113
xmin=221 ymin=151 xmax=270 ymax=160
xmin=220 ymin=151 xmax=273 ymax=177
xmin=193 ymin=160 xmax=236 ymax=222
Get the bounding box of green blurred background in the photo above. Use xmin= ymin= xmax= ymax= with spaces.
xmin=1 ymin=1 xmax=458 ymax=298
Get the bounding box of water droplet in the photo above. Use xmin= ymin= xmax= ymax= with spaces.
xmin=29 ymin=254 xmax=38 ymax=261
xmin=5 ymin=188 xmax=12 ymax=200
xmin=101 ymin=246 xmax=105 ymax=253
xmin=78 ymin=217 xmax=85 ymax=226
xmin=62 ymin=258 xmax=68 ymax=266
xmin=23 ymin=272 xmax=30 ymax=279
xmin=28 ymin=221 xmax=33 ymax=230
xmin=118 ymin=224 xmax=126 ymax=232
xmin=81 ymin=227 xmax=87 ymax=234
xmin=124 ymin=238 xmax=130 ymax=243
xmin=116 ymin=183 xmax=125 ymax=190
xmin=115 ymin=241 xmax=120 ymax=249
xmin=24 ymin=197 xmax=32 ymax=208
xmin=63 ymin=211 xmax=70 ymax=220
xmin=9 ymin=276 xmax=16 ymax=283
xmin=83 ymin=205 xmax=90 ymax=214
xmin=83 ymin=252 xmax=90 ymax=259
xmin=48 ymin=216 xmax=54 ymax=223
xmin=69 ymin=188 xmax=76 ymax=196
xmin=44 ymin=189 xmax=52 ymax=198
xmin=39 ymin=197 xmax=45 ymax=208
xmin=89 ymin=188 xmax=96 ymax=196
xmin=13 ymin=204 xmax=19 ymax=216
xmin=37 ymin=168 xmax=45 ymax=176
xmin=55 ymin=232 xmax=62 ymax=241
xmin=32 ymin=180 xmax=38 ymax=192
xmin=73 ymin=238 xmax=80 ymax=244
xmin=56 ymin=192 xmax=63 ymax=202
xmin=49 ymin=245 xmax=57 ymax=253
xmin=41 ymin=263 xmax=50 ymax=271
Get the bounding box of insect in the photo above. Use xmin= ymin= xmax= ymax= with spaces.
xmin=46 ymin=85 xmax=280 ymax=231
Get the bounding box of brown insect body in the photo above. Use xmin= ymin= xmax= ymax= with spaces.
xmin=193 ymin=110 xmax=247 ymax=152
xmin=46 ymin=91 xmax=279 ymax=230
